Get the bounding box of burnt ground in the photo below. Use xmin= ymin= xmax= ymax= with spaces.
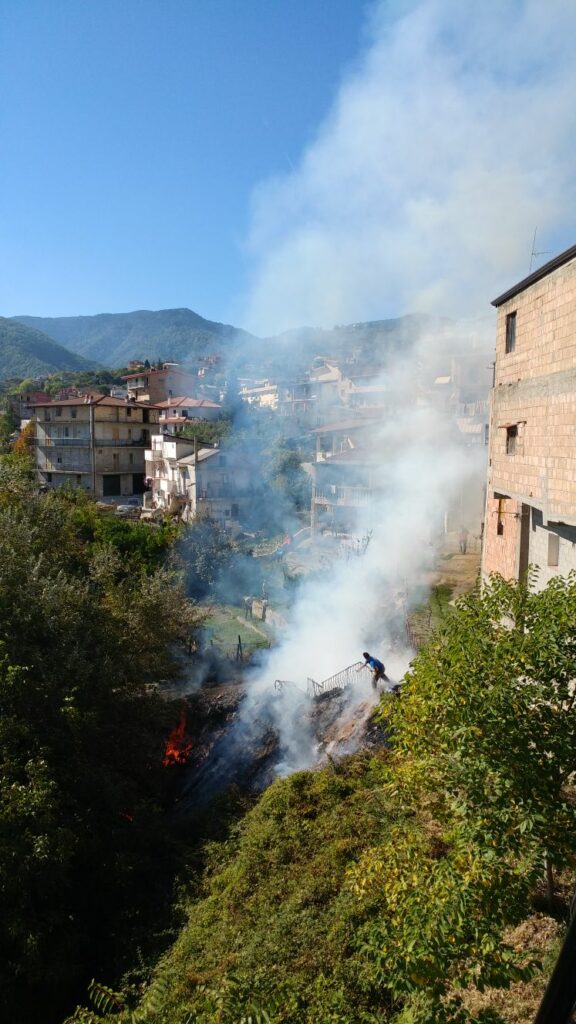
xmin=166 ymin=675 xmax=388 ymax=820
xmin=166 ymin=532 xmax=474 ymax=819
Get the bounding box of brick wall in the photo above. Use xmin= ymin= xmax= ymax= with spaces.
xmin=482 ymin=495 xmax=521 ymax=579
xmin=482 ymin=252 xmax=576 ymax=579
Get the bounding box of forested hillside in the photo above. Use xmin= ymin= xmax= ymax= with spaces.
xmin=0 ymin=318 xmax=98 ymax=379
xmin=12 ymin=309 xmax=259 ymax=368
xmin=11 ymin=309 xmax=463 ymax=377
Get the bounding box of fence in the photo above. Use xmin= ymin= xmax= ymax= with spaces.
xmin=306 ymin=661 xmax=365 ymax=699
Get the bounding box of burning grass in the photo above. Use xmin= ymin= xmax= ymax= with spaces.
xmin=162 ymin=705 xmax=193 ymax=767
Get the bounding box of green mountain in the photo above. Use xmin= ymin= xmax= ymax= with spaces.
xmin=0 ymin=317 xmax=99 ymax=381
xmin=12 ymin=308 xmax=259 ymax=368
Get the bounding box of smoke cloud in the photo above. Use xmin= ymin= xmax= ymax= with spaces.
xmin=241 ymin=335 xmax=482 ymax=775
xmin=240 ymin=0 xmax=576 ymax=335
xmin=209 ymin=0 xmax=576 ymax=776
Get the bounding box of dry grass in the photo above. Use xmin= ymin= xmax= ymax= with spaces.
xmin=461 ymin=912 xmax=563 ymax=1023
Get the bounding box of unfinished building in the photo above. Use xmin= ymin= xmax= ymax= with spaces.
xmin=482 ymin=243 xmax=576 ymax=586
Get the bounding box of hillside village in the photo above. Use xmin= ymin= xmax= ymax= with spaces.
xmin=3 ymin=317 xmax=491 ymax=539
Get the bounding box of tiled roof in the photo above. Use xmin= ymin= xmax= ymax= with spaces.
xmin=29 ymin=396 xmax=159 ymax=408
xmin=156 ymin=396 xmax=221 ymax=409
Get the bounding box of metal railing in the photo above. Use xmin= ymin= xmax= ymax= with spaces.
xmin=313 ymin=486 xmax=372 ymax=507
xmin=306 ymin=662 xmax=365 ymax=698
xmin=35 ymin=437 xmax=149 ymax=448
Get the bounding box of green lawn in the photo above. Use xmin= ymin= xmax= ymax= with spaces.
xmin=202 ymin=603 xmax=275 ymax=657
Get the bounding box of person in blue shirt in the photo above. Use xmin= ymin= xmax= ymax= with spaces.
xmin=362 ymin=651 xmax=388 ymax=689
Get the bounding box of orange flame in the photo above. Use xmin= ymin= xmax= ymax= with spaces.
xmin=163 ymin=706 xmax=193 ymax=767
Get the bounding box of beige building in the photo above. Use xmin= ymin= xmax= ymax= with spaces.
xmin=32 ymin=396 xmax=160 ymax=498
xmin=482 ymin=243 xmax=576 ymax=585
xmin=145 ymin=434 xmax=255 ymax=529
xmin=123 ymin=364 xmax=199 ymax=404
xmin=156 ymin=395 xmax=222 ymax=434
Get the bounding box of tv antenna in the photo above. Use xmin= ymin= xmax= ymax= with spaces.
xmin=529 ymin=227 xmax=551 ymax=272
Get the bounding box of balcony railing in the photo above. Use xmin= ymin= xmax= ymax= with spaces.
xmin=199 ymin=487 xmax=254 ymax=500
xmin=313 ymin=486 xmax=372 ymax=507
xmin=35 ymin=437 xmax=149 ymax=448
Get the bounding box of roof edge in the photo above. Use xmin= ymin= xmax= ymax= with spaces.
xmin=492 ymin=243 xmax=576 ymax=307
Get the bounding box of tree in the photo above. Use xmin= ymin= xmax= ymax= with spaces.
xmin=0 ymin=482 xmax=204 ymax=1024
xmin=351 ymin=571 xmax=576 ymax=1022
xmin=178 ymin=510 xmax=237 ymax=599
xmin=390 ymin=573 xmax=576 ymax=879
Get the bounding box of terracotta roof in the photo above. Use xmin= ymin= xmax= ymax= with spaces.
xmin=29 ymin=396 xmax=160 ymax=409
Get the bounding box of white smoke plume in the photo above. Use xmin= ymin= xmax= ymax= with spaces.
xmin=225 ymin=0 xmax=576 ymax=775
xmin=240 ymin=0 xmax=576 ymax=335
xmin=242 ymin=331 xmax=483 ymax=774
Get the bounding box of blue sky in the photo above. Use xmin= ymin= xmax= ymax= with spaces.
xmin=0 ymin=0 xmax=368 ymax=321
xmin=2 ymin=0 xmax=576 ymax=333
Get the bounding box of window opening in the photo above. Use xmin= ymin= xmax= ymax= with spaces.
xmin=506 ymin=425 xmax=517 ymax=455
xmin=497 ymin=498 xmax=505 ymax=536
xmin=505 ymin=311 xmax=516 ymax=353
xmin=548 ymin=532 xmax=560 ymax=567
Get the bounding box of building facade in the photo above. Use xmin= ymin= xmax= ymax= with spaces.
xmin=145 ymin=435 xmax=255 ymax=529
xmin=156 ymin=395 xmax=222 ymax=434
xmin=32 ymin=396 xmax=160 ymax=498
xmin=482 ymin=243 xmax=576 ymax=586
xmin=122 ymin=364 xmax=199 ymax=404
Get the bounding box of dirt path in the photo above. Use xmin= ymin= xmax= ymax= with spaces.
xmin=235 ymin=615 xmax=270 ymax=640
xmin=434 ymin=548 xmax=481 ymax=599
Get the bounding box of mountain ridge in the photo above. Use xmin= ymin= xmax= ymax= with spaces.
xmin=13 ymin=307 xmax=259 ymax=368
xmin=0 ymin=318 xmax=100 ymax=380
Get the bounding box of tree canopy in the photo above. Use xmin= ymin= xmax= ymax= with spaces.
xmin=0 ymin=469 xmax=204 ymax=1024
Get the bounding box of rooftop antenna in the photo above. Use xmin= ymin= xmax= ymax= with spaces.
xmin=529 ymin=227 xmax=552 ymax=272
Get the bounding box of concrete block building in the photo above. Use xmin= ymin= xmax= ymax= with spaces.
xmin=32 ymin=396 xmax=160 ymax=498
xmin=482 ymin=243 xmax=576 ymax=585
xmin=122 ymin=364 xmax=199 ymax=404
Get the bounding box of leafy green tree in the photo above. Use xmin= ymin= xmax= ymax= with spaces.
xmin=389 ymin=573 xmax=576 ymax=885
xmin=351 ymin=571 xmax=576 ymax=1022
xmin=178 ymin=415 xmax=232 ymax=447
xmin=178 ymin=510 xmax=237 ymax=598
xmin=0 ymin=483 xmax=203 ymax=1024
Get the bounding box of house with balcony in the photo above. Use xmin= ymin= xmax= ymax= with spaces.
xmin=145 ymin=434 xmax=256 ymax=529
xmin=156 ymin=395 xmax=222 ymax=434
xmin=31 ymin=396 xmax=160 ymax=498
xmin=482 ymin=242 xmax=576 ymax=586
xmin=144 ymin=434 xmax=197 ymax=512
xmin=122 ymin=363 xmax=199 ymax=404
xmin=239 ymin=380 xmax=279 ymax=409
xmin=309 ymin=418 xmax=385 ymax=534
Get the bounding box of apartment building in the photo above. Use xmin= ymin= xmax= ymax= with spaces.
xmin=309 ymin=418 xmax=384 ymax=534
xmin=31 ymin=396 xmax=160 ymax=498
xmin=156 ymin=395 xmax=222 ymax=434
xmin=122 ymin=364 xmax=199 ymax=404
xmin=145 ymin=434 xmax=255 ymax=529
xmin=482 ymin=243 xmax=576 ymax=586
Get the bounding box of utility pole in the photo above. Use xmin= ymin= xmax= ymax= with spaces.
xmin=89 ymin=400 xmax=96 ymax=496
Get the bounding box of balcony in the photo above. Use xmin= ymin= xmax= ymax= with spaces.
xmin=35 ymin=437 xmax=149 ymax=448
xmin=313 ymin=486 xmax=372 ymax=507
